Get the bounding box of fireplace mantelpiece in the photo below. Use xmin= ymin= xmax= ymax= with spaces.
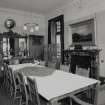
xmin=64 ymin=47 xmax=101 ymax=79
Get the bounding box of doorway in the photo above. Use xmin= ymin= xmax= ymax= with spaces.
xmin=48 ymin=15 xmax=64 ymax=64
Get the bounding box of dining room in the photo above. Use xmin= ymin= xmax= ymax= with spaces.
xmin=0 ymin=0 xmax=105 ymax=105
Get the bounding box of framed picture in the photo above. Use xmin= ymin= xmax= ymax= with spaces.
xmin=70 ymin=19 xmax=95 ymax=46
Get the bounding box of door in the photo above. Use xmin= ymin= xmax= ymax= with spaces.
xmin=48 ymin=15 xmax=64 ymax=64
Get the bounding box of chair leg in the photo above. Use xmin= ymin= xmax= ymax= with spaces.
xmin=70 ymin=97 xmax=72 ymax=105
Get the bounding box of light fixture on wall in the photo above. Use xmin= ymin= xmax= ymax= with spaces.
xmin=23 ymin=22 xmax=39 ymax=33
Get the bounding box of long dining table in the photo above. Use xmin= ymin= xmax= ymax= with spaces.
xmin=9 ymin=63 xmax=99 ymax=105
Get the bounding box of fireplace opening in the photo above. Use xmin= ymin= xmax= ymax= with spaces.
xmin=70 ymin=55 xmax=91 ymax=77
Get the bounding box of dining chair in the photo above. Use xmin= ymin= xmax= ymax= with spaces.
xmin=70 ymin=65 xmax=96 ymax=105
xmin=9 ymin=58 xmax=20 ymax=65
xmin=2 ymin=63 xmax=8 ymax=83
xmin=7 ymin=67 xmax=16 ymax=97
xmin=3 ymin=65 xmax=16 ymax=98
xmin=47 ymin=58 xmax=60 ymax=70
xmin=0 ymin=63 xmax=7 ymax=88
xmin=70 ymin=94 xmax=93 ymax=105
xmin=75 ymin=65 xmax=90 ymax=77
xmin=13 ymin=71 xmax=28 ymax=105
xmin=47 ymin=61 xmax=56 ymax=69
xmin=60 ymin=64 xmax=70 ymax=72
xmin=26 ymin=77 xmax=40 ymax=105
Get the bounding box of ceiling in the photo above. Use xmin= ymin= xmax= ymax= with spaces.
xmin=0 ymin=0 xmax=71 ymax=15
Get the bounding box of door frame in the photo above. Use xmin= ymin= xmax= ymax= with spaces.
xmin=48 ymin=15 xmax=64 ymax=64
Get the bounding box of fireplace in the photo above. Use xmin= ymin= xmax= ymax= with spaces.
xmin=64 ymin=46 xmax=101 ymax=79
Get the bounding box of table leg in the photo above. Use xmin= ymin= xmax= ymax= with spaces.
xmin=94 ymin=83 xmax=99 ymax=105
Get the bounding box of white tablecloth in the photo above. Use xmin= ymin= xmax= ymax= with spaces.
xmin=9 ymin=63 xmax=43 ymax=71
xmin=29 ymin=70 xmax=98 ymax=101
xmin=9 ymin=63 xmax=99 ymax=101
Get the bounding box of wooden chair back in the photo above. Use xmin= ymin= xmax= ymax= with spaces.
xmin=70 ymin=66 xmax=96 ymax=105
xmin=14 ymin=71 xmax=28 ymax=105
xmin=27 ymin=77 xmax=40 ymax=105
xmin=45 ymin=57 xmax=60 ymax=70
xmin=9 ymin=59 xmax=19 ymax=65
xmin=60 ymin=64 xmax=70 ymax=72
xmin=0 ymin=63 xmax=6 ymax=86
xmin=70 ymin=94 xmax=93 ymax=105
xmin=75 ymin=66 xmax=90 ymax=77
xmin=47 ymin=61 xmax=56 ymax=69
xmin=4 ymin=66 xmax=16 ymax=98
xmin=8 ymin=67 xmax=16 ymax=86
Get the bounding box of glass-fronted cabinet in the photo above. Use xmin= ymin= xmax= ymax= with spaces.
xmin=0 ymin=31 xmax=27 ymax=60
xmin=0 ymin=31 xmax=44 ymax=64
